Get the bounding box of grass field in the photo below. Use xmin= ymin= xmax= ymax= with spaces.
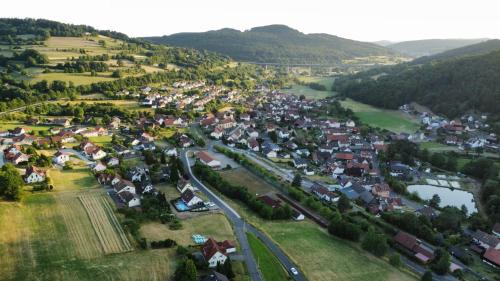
xmin=247 ymin=232 xmax=289 ymax=281
xmin=341 ymin=98 xmax=420 ymax=133
xmin=0 ymin=121 xmax=52 ymax=132
xmin=219 ymin=168 xmax=274 ymax=196
xmin=30 ymin=72 xmax=117 ymax=86
xmin=140 ymin=213 xmax=235 ymax=246
xmin=87 ymin=135 xmax=113 ymax=146
xmin=0 ymin=191 xmax=177 ymax=281
xmin=282 ymin=76 xmax=336 ymax=100
xmin=47 ymin=167 xmax=100 ymax=191
xmin=79 ymin=194 xmax=132 ymax=254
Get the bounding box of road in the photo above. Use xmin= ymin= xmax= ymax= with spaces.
xmin=61 ymin=148 xmax=94 ymax=165
xmin=181 ymin=151 xmax=306 ymax=281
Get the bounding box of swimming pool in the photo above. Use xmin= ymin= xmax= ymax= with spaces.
xmin=174 ymin=200 xmax=190 ymax=211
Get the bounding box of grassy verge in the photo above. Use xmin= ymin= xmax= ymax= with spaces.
xmin=247 ymin=232 xmax=290 ymax=281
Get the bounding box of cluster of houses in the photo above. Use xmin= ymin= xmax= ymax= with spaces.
xmin=469 ymin=225 xmax=500 ymax=268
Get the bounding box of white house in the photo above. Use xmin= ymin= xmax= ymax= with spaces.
xmin=91 ymin=148 xmax=107 ymax=160
xmin=202 ymin=238 xmax=236 ymax=268
xmin=119 ymin=191 xmax=141 ymax=207
xmin=113 ymin=179 xmax=136 ymax=194
xmin=181 ymin=190 xmax=203 ymax=207
xmin=53 ymin=150 xmax=70 ymax=165
xmin=92 ymin=161 xmax=107 ymax=172
xmin=177 ymin=179 xmax=195 ymax=194
xmin=24 ymin=166 xmax=45 ymax=183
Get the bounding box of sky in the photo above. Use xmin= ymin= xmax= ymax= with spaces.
xmin=2 ymin=0 xmax=500 ymax=42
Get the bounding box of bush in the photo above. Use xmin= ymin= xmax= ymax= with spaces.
xmin=328 ymin=217 xmax=361 ymax=241
xmin=389 ymin=253 xmax=402 ymax=267
xmin=151 ymin=239 xmax=177 ymax=249
xmin=361 ymin=230 xmax=389 ymax=257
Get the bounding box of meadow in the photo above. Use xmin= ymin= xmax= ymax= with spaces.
xmin=341 ymin=98 xmax=420 ymax=133
xmin=247 ymin=232 xmax=289 ymax=281
xmin=282 ymin=75 xmax=336 ymax=100
xmin=219 ymin=168 xmax=275 ymax=196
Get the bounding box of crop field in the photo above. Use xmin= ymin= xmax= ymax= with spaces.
xmin=140 ymin=213 xmax=235 ymax=246
xmin=341 ymin=98 xmax=420 ymax=133
xmin=79 ymin=194 xmax=132 ymax=254
xmin=247 ymin=232 xmax=289 ymax=281
xmin=30 ymin=72 xmax=117 ymax=85
xmin=219 ymin=168 xmax=275 ymax=196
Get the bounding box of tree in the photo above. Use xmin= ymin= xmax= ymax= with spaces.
xmin=328 ymin=217 xmax=361 ymax=241
xmin=183 ymin=259 xmax=197 ymax=281
xmin=337 ymin=194 xmax=351 ymax=213
xmin=268 ymin=131 xmax=277 ymax=143
xmin=292 ymin=174 xmax=302 ymax=187
xmin=0 ymin=164 xmax=24 ymax=200
xmin=421 ymin=271 xmax=433 ymax=281
xmin=222 ymin=258 xmax=235 ymax=278
xmin=429 ymin=194 xmax=441 ymax=208
xmin=389 ymin=253 xmax=402 ymax=267
xmin=361 ymin=230 xmax=388 ymax=256
xmin=431 ymin=249 xmax=450 ymax=275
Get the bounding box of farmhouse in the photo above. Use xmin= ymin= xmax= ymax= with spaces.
xmin=197 ymin=151 xmax=221 ymax=168
xmin=24 ymin=166 xmax=46 ymax=183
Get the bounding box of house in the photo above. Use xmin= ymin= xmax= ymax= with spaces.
xmin=293 ymin=158 xmax=307 ymax=169
xmin=92 ymin=161 xmax=107 ymax=172
xmin=24 ymin=166 xmax=46 ymax=183
xmin=210 ymin=127 xmax=224 ymax=139
xmin=177 ymin=178 xmax=195 ymax=193
xmin=247 ymin=138 xmax=259 ymax=151
xmin=12 ymin=153 xmax=30 ymax=165
xmin=257 ymin=195 xmax=282 ymax=208
xmin=197 ymin=151 xmax=221 ymax=168
xmin=262 ymin=147 xmax=277 ymax=158
xmin=113 ymin=179 xmax=136 ymax=194
xmin=483 ymin=248 xmax=500 ymax=268
xmin=53 ymin=150 xmax=70 ymax=165
xmin=416 ymin=206 xmax=438 ymax=220
xmin=311 ymin=183 xmax=335 ymax=202
xmin=292 ymin=209 xmax=305 ymax=221
xmin=217 ymin=118 xmax=236 ymax=130
xmin=118 ymin=191 xmax=141 ymax=207
xmin=202 ymin=271 xmax=229 ymax=281
xmin=472 ymin=230 xmax=500 ymax=250
xmin=181 ymin=190 xmax=203 ymax=207
xmin=10 ymin=127 xmax=26 ymax=137
xmin=50 ymin=118 xmax=71 ymax=127
xmin=202 ymin=238 xmax=236 ymax=268
xmin=107 ymin=157 xmax=120 ymax=167
xmin=371 ymin=183 xmax=391 ymax=198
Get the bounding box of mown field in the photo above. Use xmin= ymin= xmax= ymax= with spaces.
xmin=247 ymin=232 xmax=289 ymax=281
xmin=219 ymin=168 xmax=274 ymax=196
xmin=282 ymin=76 xmax=336 ymax=100
xmin=0 ymin=191 xmax=176 ymax=281
xmin=47 ymin=167 xmax=100 ymax=192
xmin=341 ymin=98 xmax=420 ymax=133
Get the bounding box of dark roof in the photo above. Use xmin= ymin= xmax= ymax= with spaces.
xmin=472 ymin=230 xmax=500 ymax=248
xmin=257 ymin=195 xmax=282 ymax=208
xmin=394 ymin=231 xmax=417 ymax=251
xmin=359 ymin=191 xmax=375 ymax=204
xmin=181 ymin=189 xmax=196 ymax=203
xmin=493 ymin=222 xmax=500 ymax=234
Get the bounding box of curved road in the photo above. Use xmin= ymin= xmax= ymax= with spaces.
xmin=181 ymin=151 xmax=306 ymax=281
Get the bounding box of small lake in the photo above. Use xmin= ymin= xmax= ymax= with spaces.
xmin=407 ymin=185 xmax=477 ymax=215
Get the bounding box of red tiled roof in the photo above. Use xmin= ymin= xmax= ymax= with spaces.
xmin=483 ymin=248 xmax=500 ymax=266
xmin=394 ymin=231 xmax=417 ymax=251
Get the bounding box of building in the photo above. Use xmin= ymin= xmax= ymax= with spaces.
xmin=492 ymin=223 xmax=500 ymax=238
xmin=472 ymin=230 xmax=500 ymax=250
xmin=483 ymin=248 xmax=500 ymax=268
xmin=118 ymin=191 xmax=141 ymax=207
xmin=177 ymin=178 xmax=195 ymax=194
xmin=24 ymin=166 xmax=46 ymax=183
xmin=181 ymin=190 xmax=203 ymax=207
xmin=113 ymin=179 xmax=136 ymax=195
xmin=197 ymin=151 xmax=221 ymax=168
xmin=393 ymin=231 xmax=435 ymax=264
xmin=53 ymin=150 xmax=70 ymax=165
xmin=202 ymin=238 xmax=236 ymax=268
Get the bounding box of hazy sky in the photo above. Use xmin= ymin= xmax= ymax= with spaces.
xmin=2 ymin=0 xmax=500 ymax=41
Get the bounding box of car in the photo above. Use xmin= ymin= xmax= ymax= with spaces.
xmin=290 ymin=267 xmax=298 ymax=275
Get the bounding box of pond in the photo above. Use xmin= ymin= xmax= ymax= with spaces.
xmin=407 ymin=185 xmax=477 ymax=215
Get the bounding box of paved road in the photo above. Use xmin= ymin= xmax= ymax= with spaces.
xmin=181 ymin=151 xmax=306 ymax=281
xmin=61 ymin=148 xmax=94 ymax=165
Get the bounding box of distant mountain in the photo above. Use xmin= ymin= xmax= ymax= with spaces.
xmin=386 ymin=39 xmax=489 ymax=57
xmin=142 ymin=25 xmax=397 ymax=65
xmin=335 ymin=49 xmax=500 ymax=122
xmin=413 ymin=39 xmax=500 ymax=64
xmin=372 ymin=40 xmax=398 ymax=47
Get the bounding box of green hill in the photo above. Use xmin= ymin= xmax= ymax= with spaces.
xmin=334 ymin=49 xmax=500 ymax=122
xmin=143 ymin=25 xmax=397 ymax=65
xmin=386 ymin=38 xmax=488 ymax=57
xmin=413 ymin=39 xmax=500 ymax=64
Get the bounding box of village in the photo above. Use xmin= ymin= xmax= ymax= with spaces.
xmin=0 ymin=78 xmax=499 ymax=281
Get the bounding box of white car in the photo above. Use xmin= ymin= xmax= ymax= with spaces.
xmin=290 ymin=267 xmax=298 ymax=275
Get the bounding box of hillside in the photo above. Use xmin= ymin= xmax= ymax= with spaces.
xmin=334 ymin=50 xmax=500 ymax=124
xmin=143 ymin=25 xmax=398 ymax=65
xmin=386 ymin=38 xmax=488 ymax=57
xmin=413 ymin=39 xmax=500 ymax=64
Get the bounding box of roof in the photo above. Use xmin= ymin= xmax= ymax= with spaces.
xmin=493 ymin=222 xmax=500 ymax=234
xmin=483 ymin=248 xmax=500 ymax=266
xmin=257 ymin=195 xmax=282 ymax=208
xmin=181 ymin=189 xmax=196 ymax=203
xmin=394 ymin=231 xmax=418 ymax=251
xmin=335 ymin=153 xmax=354 ymax=160
xmin=202 ymin=238 xmax=228 ymax=260
xmin=197 ymin=151 xmax=216 ymax=163
xmin=472 ymin=230 xmax=500 ymax=248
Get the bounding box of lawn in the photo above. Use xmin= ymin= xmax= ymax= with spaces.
xmin=140 ymin=213 xmax=236 ymax=246
xmin=0 ymin=191 xmax=177 ymax=281
xmin=87 ymin=135 xmax=113 ymax=146
xmin=0 ymin=121 xmax=52 ymax=132
xmin=30 ymin=72 xmax=117 ymax=86
xmin=47 ymin=167 xmax=100 ymax=192
xmin=247 ymin=232 xmax=289 ymax=281
xmin=341 ymin=98 xmax=420 ymax=133
xmin=219 ymin=168 xmax=275 ymax=196
xmin=282 ymin=84 xmax=335 ymax=100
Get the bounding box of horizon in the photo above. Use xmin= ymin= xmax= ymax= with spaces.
xmin=2 ymin=0 xmax=500 ymax=42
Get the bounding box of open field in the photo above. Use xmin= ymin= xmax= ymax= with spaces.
xmin=219 ymin=168 xmax=274 ymax=196
xmin=47 ymin=167 xmax=100 ymax=192
xmin=341 ymin=98 xmax=420 ymax=133
xmin=87 ymin=135 xmax=113 ymax=146
xmin=282 ymin=84 xmax=335 ymax=100
xmin=247 ymin=232 xmax=289 ymax=281
xmin=0 ymin=191 xmax=177 ymax=281
xmin=297 ymin=76 xmax=334 ymax=89
xmin=30 ymin=72 xmax=117 ymax=86
xmin=0 ymin=121 xmax=52 ymax=132
xmin=140 ymin=213 xmax=235 ymax=246
xmin=79 ymin=194 xmax=132 ymax=254
xmin=208 ymin=187 xmax=416 ymax=281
